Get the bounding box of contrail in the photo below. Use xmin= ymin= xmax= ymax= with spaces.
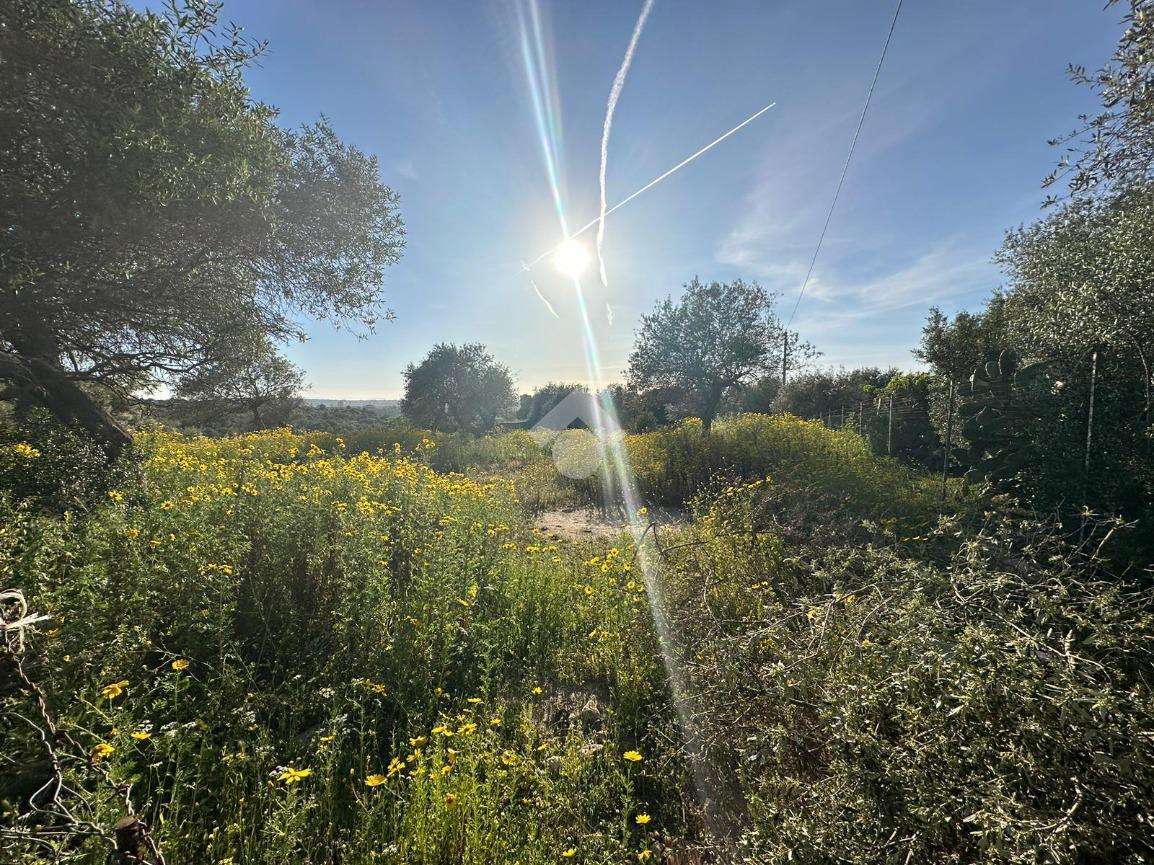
xmin=529 ymin=273 xmax=560 ymax=318
xmin=525 ymin=98 xmax=776 ymax=271
xmin=597 ymin=0 xmax=656 ymax=288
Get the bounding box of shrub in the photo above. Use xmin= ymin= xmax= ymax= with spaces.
xmin=660 ymin=482 xmax=1154 ymax=863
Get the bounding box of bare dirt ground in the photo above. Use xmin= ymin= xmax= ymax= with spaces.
xmin=533 ymin=505 xmax=687 ymax=541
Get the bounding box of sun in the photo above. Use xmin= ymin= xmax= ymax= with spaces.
xmin=552 ymin=238 xmax=590 ymax=279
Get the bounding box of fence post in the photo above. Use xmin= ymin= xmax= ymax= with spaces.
xmin=1084 ymin=347 xmax=1098 ymax=490
xmin=887 ymin=392 xmax=894 ymax=456
xmin=942 ymin=378 xmax=955 ymax=498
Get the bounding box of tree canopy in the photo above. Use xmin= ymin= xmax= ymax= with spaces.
xmin=173 ymin=336 xmax=305 ymax=429
xmin=1045 ymin=0 xmax=1154 ymax=199
xmin=401 ymin=343 xmax=515 ymax=435
xmin=0 ymin=0 xmax=404 ymax=456
xmin=627 ymin=278 xmax=812 ymax=429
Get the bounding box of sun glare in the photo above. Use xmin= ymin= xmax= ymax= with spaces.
xmin=552 ymin=238 xmax=590 ymax=279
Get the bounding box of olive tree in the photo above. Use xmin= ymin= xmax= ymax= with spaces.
xmin=627 ymin=278 xmax=812 ymax=430
xmin=0 ymin=0 xmax=404 ymax=457
xmin=173 ymin=337 xmax=305 ymax=429
xmin=401 ymin=344 xmax=515 ymax=434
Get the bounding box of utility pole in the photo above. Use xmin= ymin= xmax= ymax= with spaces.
xmin=887 ymin=392 xmax=894 ymax=456
xmin=781 ymin=331 xmax=790 ymax=386
xmin=857 ymin=401 xmax=863 ymax=435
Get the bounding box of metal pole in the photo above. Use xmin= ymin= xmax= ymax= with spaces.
xmin=781 ymin=331 xmax=789 ymax=386
xmin=1084 ymin=347 xmax=1098 ymax=485
xmin=887 ymin=392 xmax=894 ymax=456
xmin=942 ymin=379 xmax=954 ymax=497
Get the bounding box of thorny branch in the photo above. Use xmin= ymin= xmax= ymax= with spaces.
xmin=1 ymin=589 xmax=166 ymax=865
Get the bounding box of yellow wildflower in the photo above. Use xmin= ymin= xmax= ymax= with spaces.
xmin=623 ymin=750 xmax=643 ymax=763
xmin=443 ymin=792 xmax=459 ymax=809
xmin=532 ymin=686 xmax=543 ymax=695
xmin=278 ymin=767 xmax=312 ymax=784
xmin=635 ymin=813 xmax=651 ymax=825
xmin=101 ymin=680 xmax=128 ymax=700
xmin=92 ymin=743 xmax=114 ymax=759
xmin=561 ymin=849 xmax=576 ymax=859
xmin=171 ymin=659 xmax=190 ymax=671
xmin=107 ymin=490 xmax=124 ymax=503
xmin=130 ymin=730 xmax=151 ymax=741
xmin=638 ymin=851 xmax=652 ymax=861
xmin=500 ymin=751 xmax=517 ymax=766
xmin=13 ymin=442 xmax=40 ymax=458
xmin=365 ymin=774 xmax=386 ymax=787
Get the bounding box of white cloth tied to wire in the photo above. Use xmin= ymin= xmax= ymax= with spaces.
xmin=1 ymin=588 xmax=52 ymax=654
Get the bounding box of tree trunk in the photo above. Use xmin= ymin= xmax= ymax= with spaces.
xmin=0 ymin=350 xmax=132 ymax=460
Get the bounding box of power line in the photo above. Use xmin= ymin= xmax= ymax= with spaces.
xmin=786 ymin=0 xmax=904 ymax=328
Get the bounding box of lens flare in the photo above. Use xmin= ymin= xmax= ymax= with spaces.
xmin=552 ymin=238 xmax=590 ymax=278
xmin=514 ymin=0 xmax=733 ymax=844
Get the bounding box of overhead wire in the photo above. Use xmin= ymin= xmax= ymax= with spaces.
xmin=785 ymin=0 xmax=905 ymax=328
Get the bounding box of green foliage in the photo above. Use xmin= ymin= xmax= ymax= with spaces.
xmin=518 ymin=382 xmax=588 ymax=425
xmin=1044 ymin=0 xmax=1154 ymax=199
xmin=608 ymin=414 xmax=948 ymax=531
xmin=919 ymin=186 xmax=1154 ymax=565
xmin=401 ymin=344 xmax=516 ymax=435
xmin=3 ymin=419 xmax=1151 ymax=863
xmin=958 ymin=351 xmax=1051 ymax=485
xmin=665 ymin=485 xmax=1154 ymax=863
xmin=775 ymin=367 xmax=888 ymax=421
xmin=173 ymin=336 xmax=305 ymax=430
xmin=0 ymin=0 xmax=403 ymax=452
xmin=0 ymin=409 xmax=135 ymax=510
xmin=628 ymin=278 xmax=812 ymax=430
xmin=1 ymin=430 xmax=673 ymax=864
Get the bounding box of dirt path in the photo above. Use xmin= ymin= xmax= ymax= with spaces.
xmin=533 ymin=505 xmax=687 ymax=541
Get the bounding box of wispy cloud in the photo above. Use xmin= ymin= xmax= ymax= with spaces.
xmin=796 ymin=238 xmax=994 ymax=331
xmin=392 ymin=159 xmax=419 ymax=182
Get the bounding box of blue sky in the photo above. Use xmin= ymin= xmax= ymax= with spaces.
xmin=210 ymin=1 xmax=1119 ymax=398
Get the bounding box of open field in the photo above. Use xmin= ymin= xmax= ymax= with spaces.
xmin=4 ymin=418 xmax=1151 ymax=864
